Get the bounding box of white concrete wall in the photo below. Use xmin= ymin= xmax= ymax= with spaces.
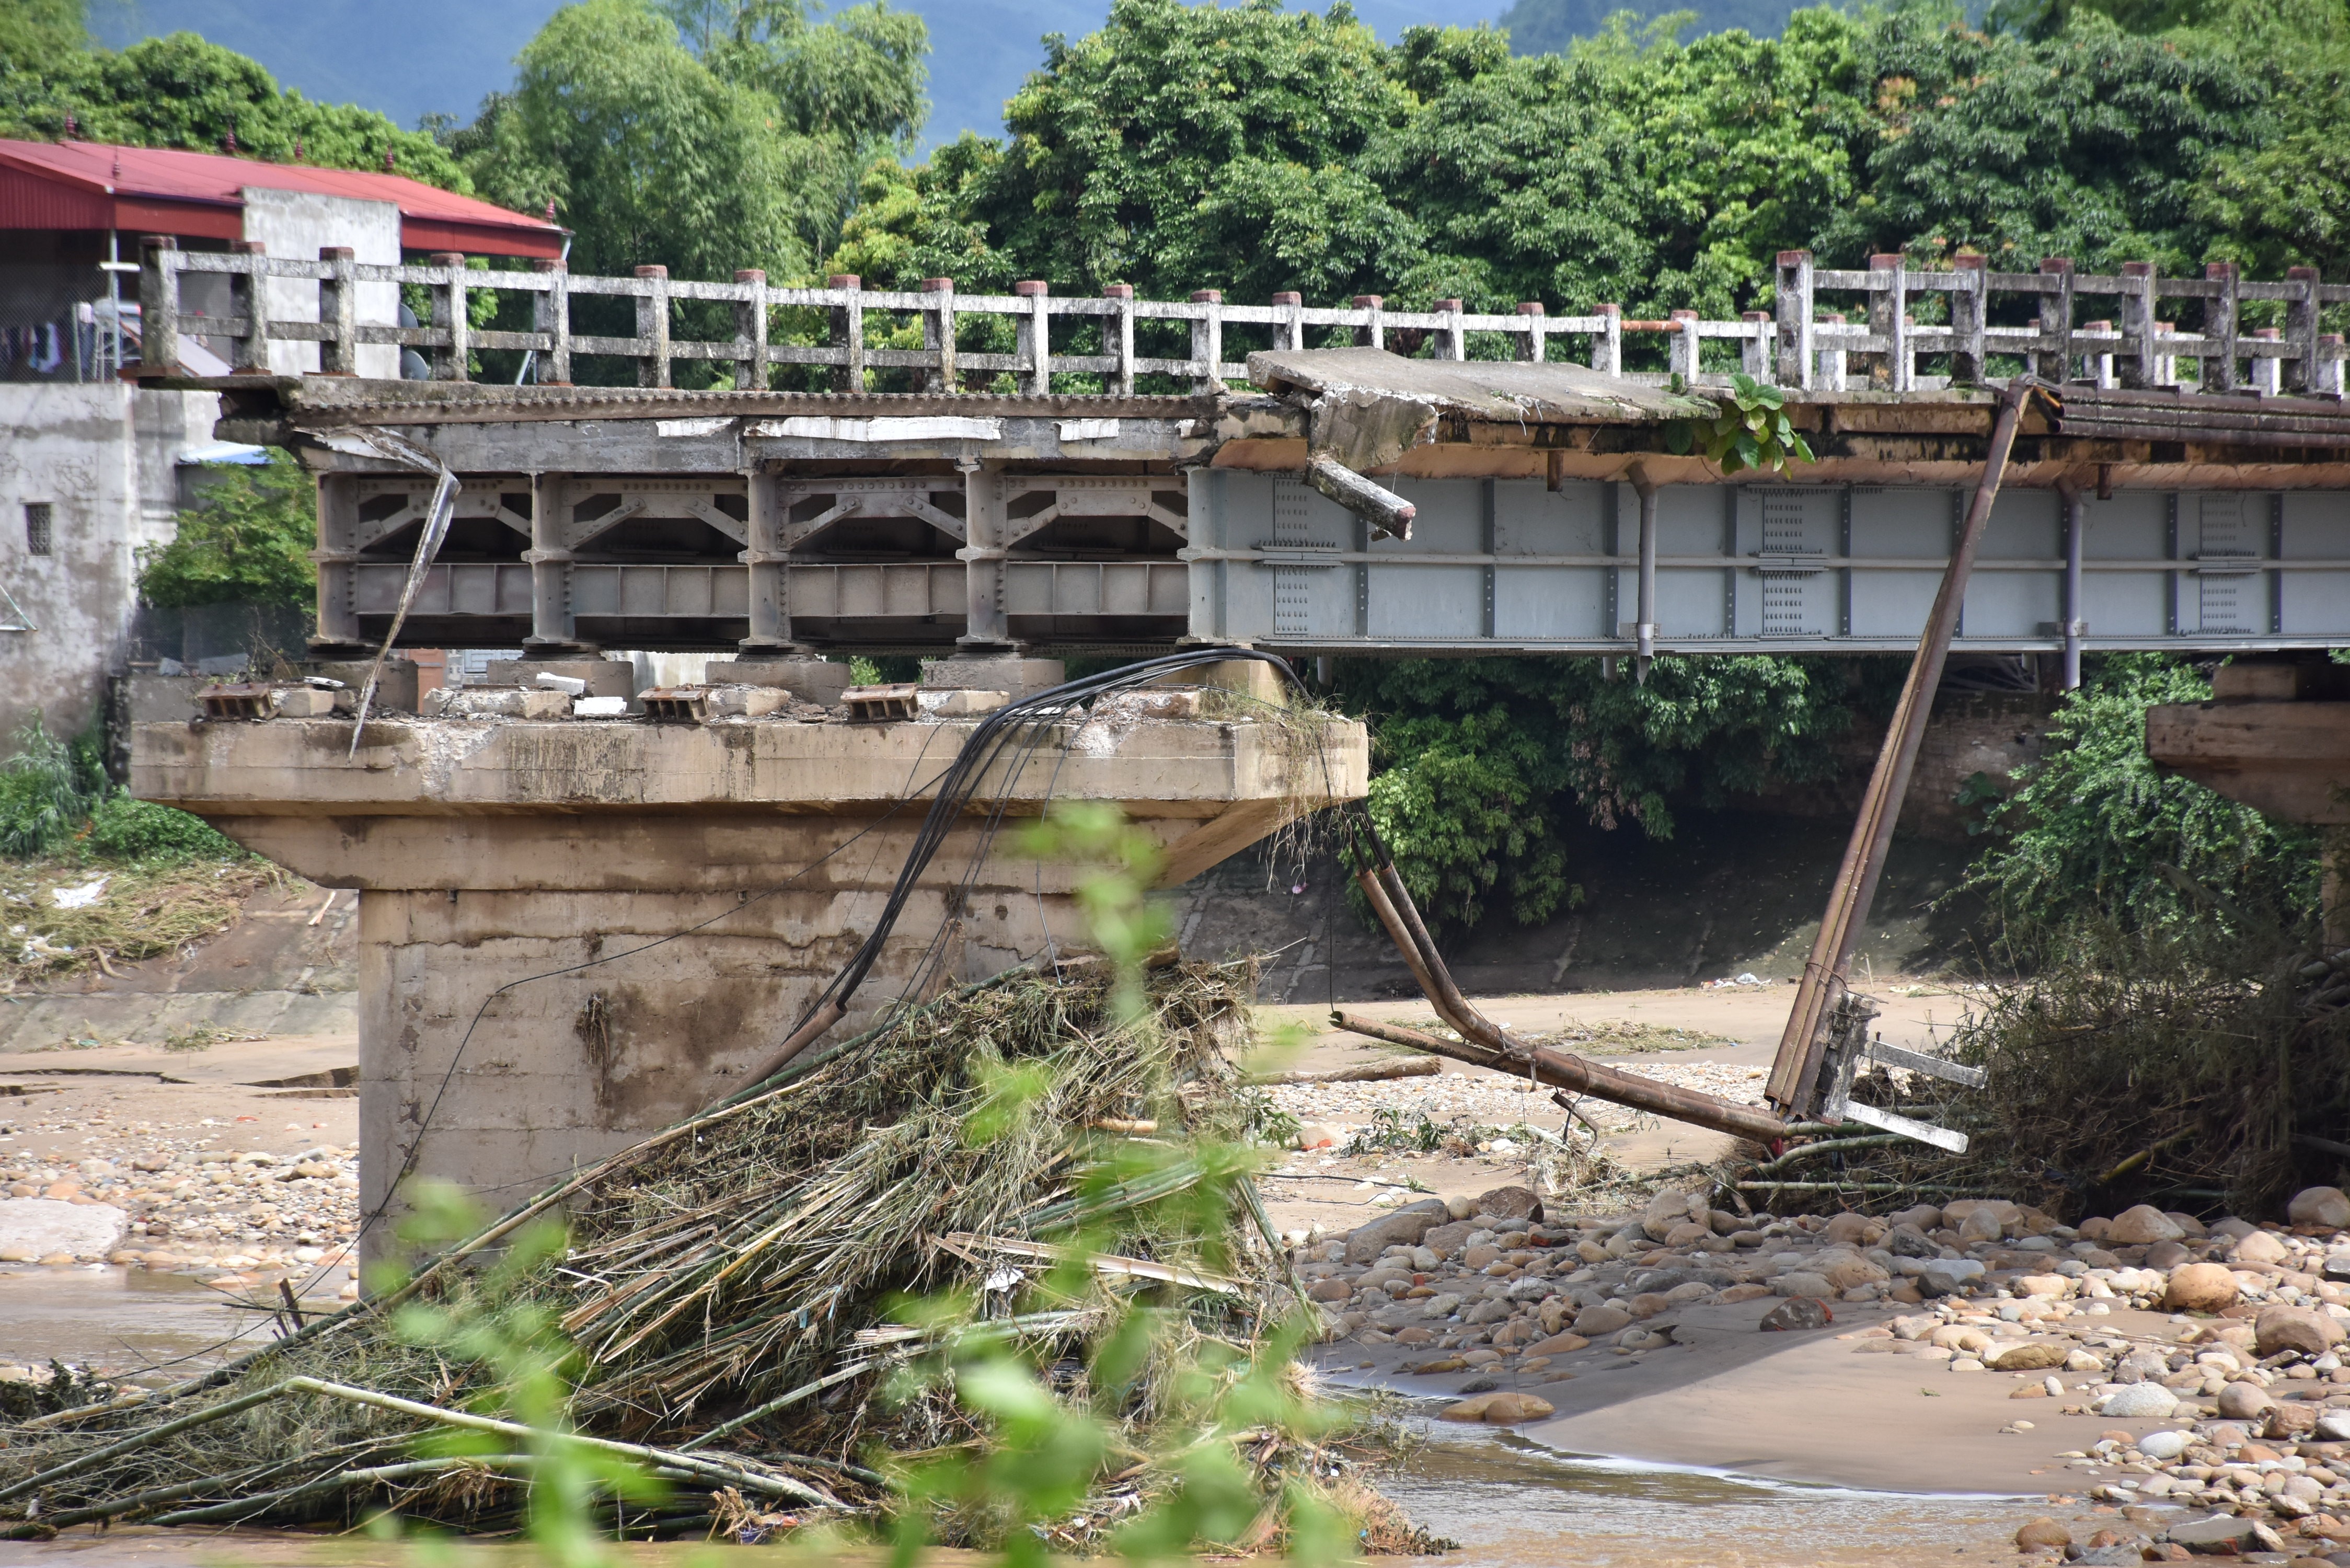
xmin=0 ymin=383 xmax=218 ymax=744
xmin=239 ymin=187 xmax=401 ymax=379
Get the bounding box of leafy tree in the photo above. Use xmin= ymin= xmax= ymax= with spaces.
xmin=137 ymin=452 xmax=317 ymax=612
xmin=2 ymin=22 xmax=466 ymax=188
xmin=1823 ymin=7 xmax=2271 ymax=274
xmin=1961 ymin=655 xmax=2321 ymax=942
xmin=1334 ymin=654 xmax=1890 ymax=936
xmin=0 ymin=0 xmax=87 ymax=72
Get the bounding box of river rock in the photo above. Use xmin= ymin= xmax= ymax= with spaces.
xmin=0 ymin=1198 xmax=125 ymax=1262
xmin=2142 ymin=1239 xmax=2192 ymax=1270
xmin=2014 ymin=1517 xmax=2071 ymax=1553
xmin=1819 ymin=1254 xmax=1890 ymax=1290
xmin=1476 ymin=1185 xmax=1543 ymax=1223
xmin=2096 ymin=1383 xmax=2178 ymax=1419
xmin=1823 ymin=1212 xmax=1885 ymax=1247
xmin=2012 ymin=1273 xmax=2074 ymax=1299
xmin=2105 ymin=1204 xmax=2185 ymax=1246
xmin=2289 ymin=1185 xmax=2350 ymax=1231
xmin=2255 ymin=1304 xmax=2346 ymax=1356
xmin=2139 ymin=1429 xmax=2193 ymax=1461
xmin=1526 ymin=1332 xmax=1588 ymax=1357
xmin=2230 ymin=1229 xmax=2290 ymax=1265
xmin=1572 ymin=1305 xmax=1636 ymax=1337
xmin=2168 ymin=1515 xmax=2264 ymax=1551
xmin=1773 ymin=1272 xmax=1835 ymax=1299
xmin=1918 ymin=1258 xmax=1985 ymax=1297
xmin=1760 ymin=1296 xmax=1831 ymax=1332
xmin=2315 ymin=1411 xmax=2350 ymax=1441
xmin=1423 ymin=1221 xmax=1477 ymax=1256
xmin=1989 ymin=1341 xmax=2069 ymax=1371
xmin=2214 ymin=1380 xmax=2273 ymax=1420
xmin=1642 ymin=1189 xmax=1701 ymax=1241
xmin=2163 ymin=1262 xmax=2239 ymax=1312
xmin=1344 ymin=1200 xmax=1453 ymax=1264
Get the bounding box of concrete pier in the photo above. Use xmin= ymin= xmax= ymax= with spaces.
xmin=131 ymin=694 xmax=1366 ymax=1242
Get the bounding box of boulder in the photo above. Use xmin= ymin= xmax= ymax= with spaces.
xmin=2254 ymin=1304 xmax=2346 ymax=1357
xmin=2229 ymin=1229 xmax=2290 ymax=1266
xmin=1989 ymin=1341 xmax=2069 ymax=1371
xmin=1760 ymin=1296 xmax=1832 ymax=1332
xmin=2096 ymin=1383 xmax=2178 ymax=1419
xmin=2138 ymin=1429 xmax=2193 ymax=1461
xmin=1443 ymin=1195 xmax=1477 ymax=1221
xmin=1773 ymin=1272 xmax=1835 ymax=1299
xmin=2316 ymin=1412 xmax=2350 ymax=1442
xmin=1642 ymin=1189 xmax=1701 ymax=1242
xmin=1820 ymin=1254 xmax=1890 ymax=1291
xmin=1476 ymin=1185 xmax=1543 ymax=1223
xmin=2288 ymin=1186 xmax=2350 ymax=1231
xmin=2014 ymin=1517 xmax=2071 ymax=1553
xmin=2012 ymin=1274 xmax=2075 ymax=1300
xmin=1422 ymin=1221 xmax=1478 ymax=1258
xmin=2163 ymin=1263 xmax=2240 ymax=1313
xmin=1572 ymin=1305 xmax=1636 ymax=1338
xmin=1343 ymin=1200 xmax=1452 ymax=1265
xmin=1526 ymin=1332 xmax=1589 ymax=1357
xmin=0 ymin=1198 xmax=125 ymax=1262
xmin=2104 ymin=1204 xmax=2185 ymax=1246
xmin=1822 ymin=1212 xmax=1885 ymax=1247
xmin=2167 ymin=1515 xmax=2265 ymax=1552
xmin=2214 ymin=1380 xmax=2274 ymax=1421
xmin=1919 ymin=1258 xmax=1986 ymax=1297
xmin=1887 ymin=1203 xmax=1943 ymax=1233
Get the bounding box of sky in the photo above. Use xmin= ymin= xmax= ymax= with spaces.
xmin=85 ymin=1 xmax=1500 ymax=153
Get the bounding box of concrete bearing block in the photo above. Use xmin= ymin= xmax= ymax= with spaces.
xmin=481 ymin=659 xmax=635 ymax=701
xmin=708 ymin=658 xmax=850 ymax=705
xmin=920 ymin=655 xmax=1065 ymax=696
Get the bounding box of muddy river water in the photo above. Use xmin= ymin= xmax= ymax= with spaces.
xmin=0 ymin=1266 xmax=2053 ymax=1567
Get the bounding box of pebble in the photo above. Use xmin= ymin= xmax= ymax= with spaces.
xmin=0 ymin=1139 xmax=361 ymax=1274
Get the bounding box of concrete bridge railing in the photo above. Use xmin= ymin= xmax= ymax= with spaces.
xmin=138 ymin=239 xmax=2350 ymax=399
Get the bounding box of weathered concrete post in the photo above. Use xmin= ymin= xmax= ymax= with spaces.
xmin=1350 ymin=294 xmax=1383 ymax=352
xmin=431 ymin=253 xmax=470 ymax=383
xmin=635 ymin=265 xmax=671 ymax=389
xmin=139 ymin=235 xmax=179 ymax=373
xmin=1516 ymin=301 xmax=1547 ymax=363
xmin=227 ymin=239 xmax=266 ymax=373
xmin=1865 ymin=253 xmax=1906 ymax=391
xmin=732 ymin=269 xmax=768 ymax=392
xmin=1105 ymin=283 xmax=1136 ymax=395
xmin=1950 ymin=255 xmax=1987 ymax=385
xmin=1773 ymin=250 xmax=1812 ymax=389
xmin=922 ymin=276 xmax=957 ymax=393
xmin=531 ymin=258 xmax=571 ymax=385
xmin=2205 ymin=261 xmax=2241 ymax=394
xmin=2120 ymin=262 xmax=2160 ymax=389
xmin=2036 ymin=258 xmax=2073 ymax=386
xmin=828 ymin=273 xmax=864 ymax=393
xmin=1016 ymin=280 xmax=1052 ymax=396
xmin=1189 ymin=289 xmax=1224 ymax=392
xmin=2286 ymin=267 xmax=2322 ymax=395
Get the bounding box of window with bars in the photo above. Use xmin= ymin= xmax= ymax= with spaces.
xmin=25 ymin=503 xmax=52 ymax=555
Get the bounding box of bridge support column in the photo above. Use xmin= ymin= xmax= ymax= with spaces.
xmin=308 ymin=472 xmax=368 ymax=659
xmin=131 ymin=706 xmax=1368 ymax=1261
xmin=523 ymin=470 xmax=592 ymax=656
xmin=740 ymin=464 xmax=799 ymax=654
xmin=957 ymin=459 xmax=1012 ymax=650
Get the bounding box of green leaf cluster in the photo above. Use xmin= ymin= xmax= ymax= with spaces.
xmin=1665 ymin=371 xmax=1815 ymax=472
xmin=1335 ymin=654 xmax=1890 ymax=937
xmin=2 ymin=6 xmax=466 ymax=188
xmin=136 ymin=451 xmax=317 ymax=612
xmin=456 ymin=0 xmax=926 ymax=290
xmin=1960 ymin=654 xmax=2321 ymax=946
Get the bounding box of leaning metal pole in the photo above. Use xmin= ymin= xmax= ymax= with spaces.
xmin=1764 ymin=377 xmax=2042 ymax=1118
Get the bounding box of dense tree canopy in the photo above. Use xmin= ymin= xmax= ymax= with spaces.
xmin=1 ymin=3 xmax=466 ymax=188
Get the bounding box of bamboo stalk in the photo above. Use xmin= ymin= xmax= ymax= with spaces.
xmin=147 ymin=1457 xmax=538 ymax=1526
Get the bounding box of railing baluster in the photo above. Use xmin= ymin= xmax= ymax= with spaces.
xmin=2205 ymin=261 xmax=2239 ymax=394
xmin=1016 ymin=280 xmax=1051 ymax=395
xmin=1818 ymin=312 xmax=1847 ymax=391
xmin=1669 ymin=309 xmax=1698 ymax=384
xmin=2286 ymin=267 xmax=2321 ymax=395
xmin=635 ymin=264 xmax=670 ymax=389
xmin=2121 ymin=261 xmax=2159 ymax=389
xmin=828 ymin=274 xmax=863 ymax=393
xmin=1595 ymin=302 xmax=1621 ymax=376
xmin=533 ymin=259 xmax=570 ymax=385
xmin=317 ymin=244 xmax=354 ymax=376
xmin=434 ymin=252 xmax=470 ymax=383
xmin=1104 ymin=283 xmax=1134 ymax=395
xmin=2320 ymin=333 xmax=2346 ymax=395
xmin=734 ymin=269 xmax=768 ymax=391
xmin=1352 ymin=294 xmax=1384 ymax=351
xmin=1190 ymin=289 xmax=1224 ymax=393
xmin=1774 ymin=251 xmax=1813 ymax=389
xmin=227 ymin=239 xmax=266 ymax=373
xmin=1741 ymin=310 xmax=1768 ymax=378
xmin=1866 ymin=253 xmax=1905 ymax=391
xmin=1272 ymin=291 xmax=1303 ymax=352
xmin=922 ymin=276 xmax=956 ymax=393
xmin=2084 ymin=320 xmax=2116 ymax=389
xmin=2036 ymin=258 xmax=2072 ymax=386
xmin=139 ymin=235 xmax=180 ymax=374
xmin=1517 ymin=301 xmax=1548 ymax=363
xmin=2251 ymin=327 xmax=2283 ymax=396
xmin=1437 ymin=298 xmax=1465 ymax=361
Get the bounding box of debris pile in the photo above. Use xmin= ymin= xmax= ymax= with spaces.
xmin=0 ymin=962 xmax=1432 ymax=1552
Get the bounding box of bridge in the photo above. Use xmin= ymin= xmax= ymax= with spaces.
xmin=139 ymin=242 xmax=2350 ymax=670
